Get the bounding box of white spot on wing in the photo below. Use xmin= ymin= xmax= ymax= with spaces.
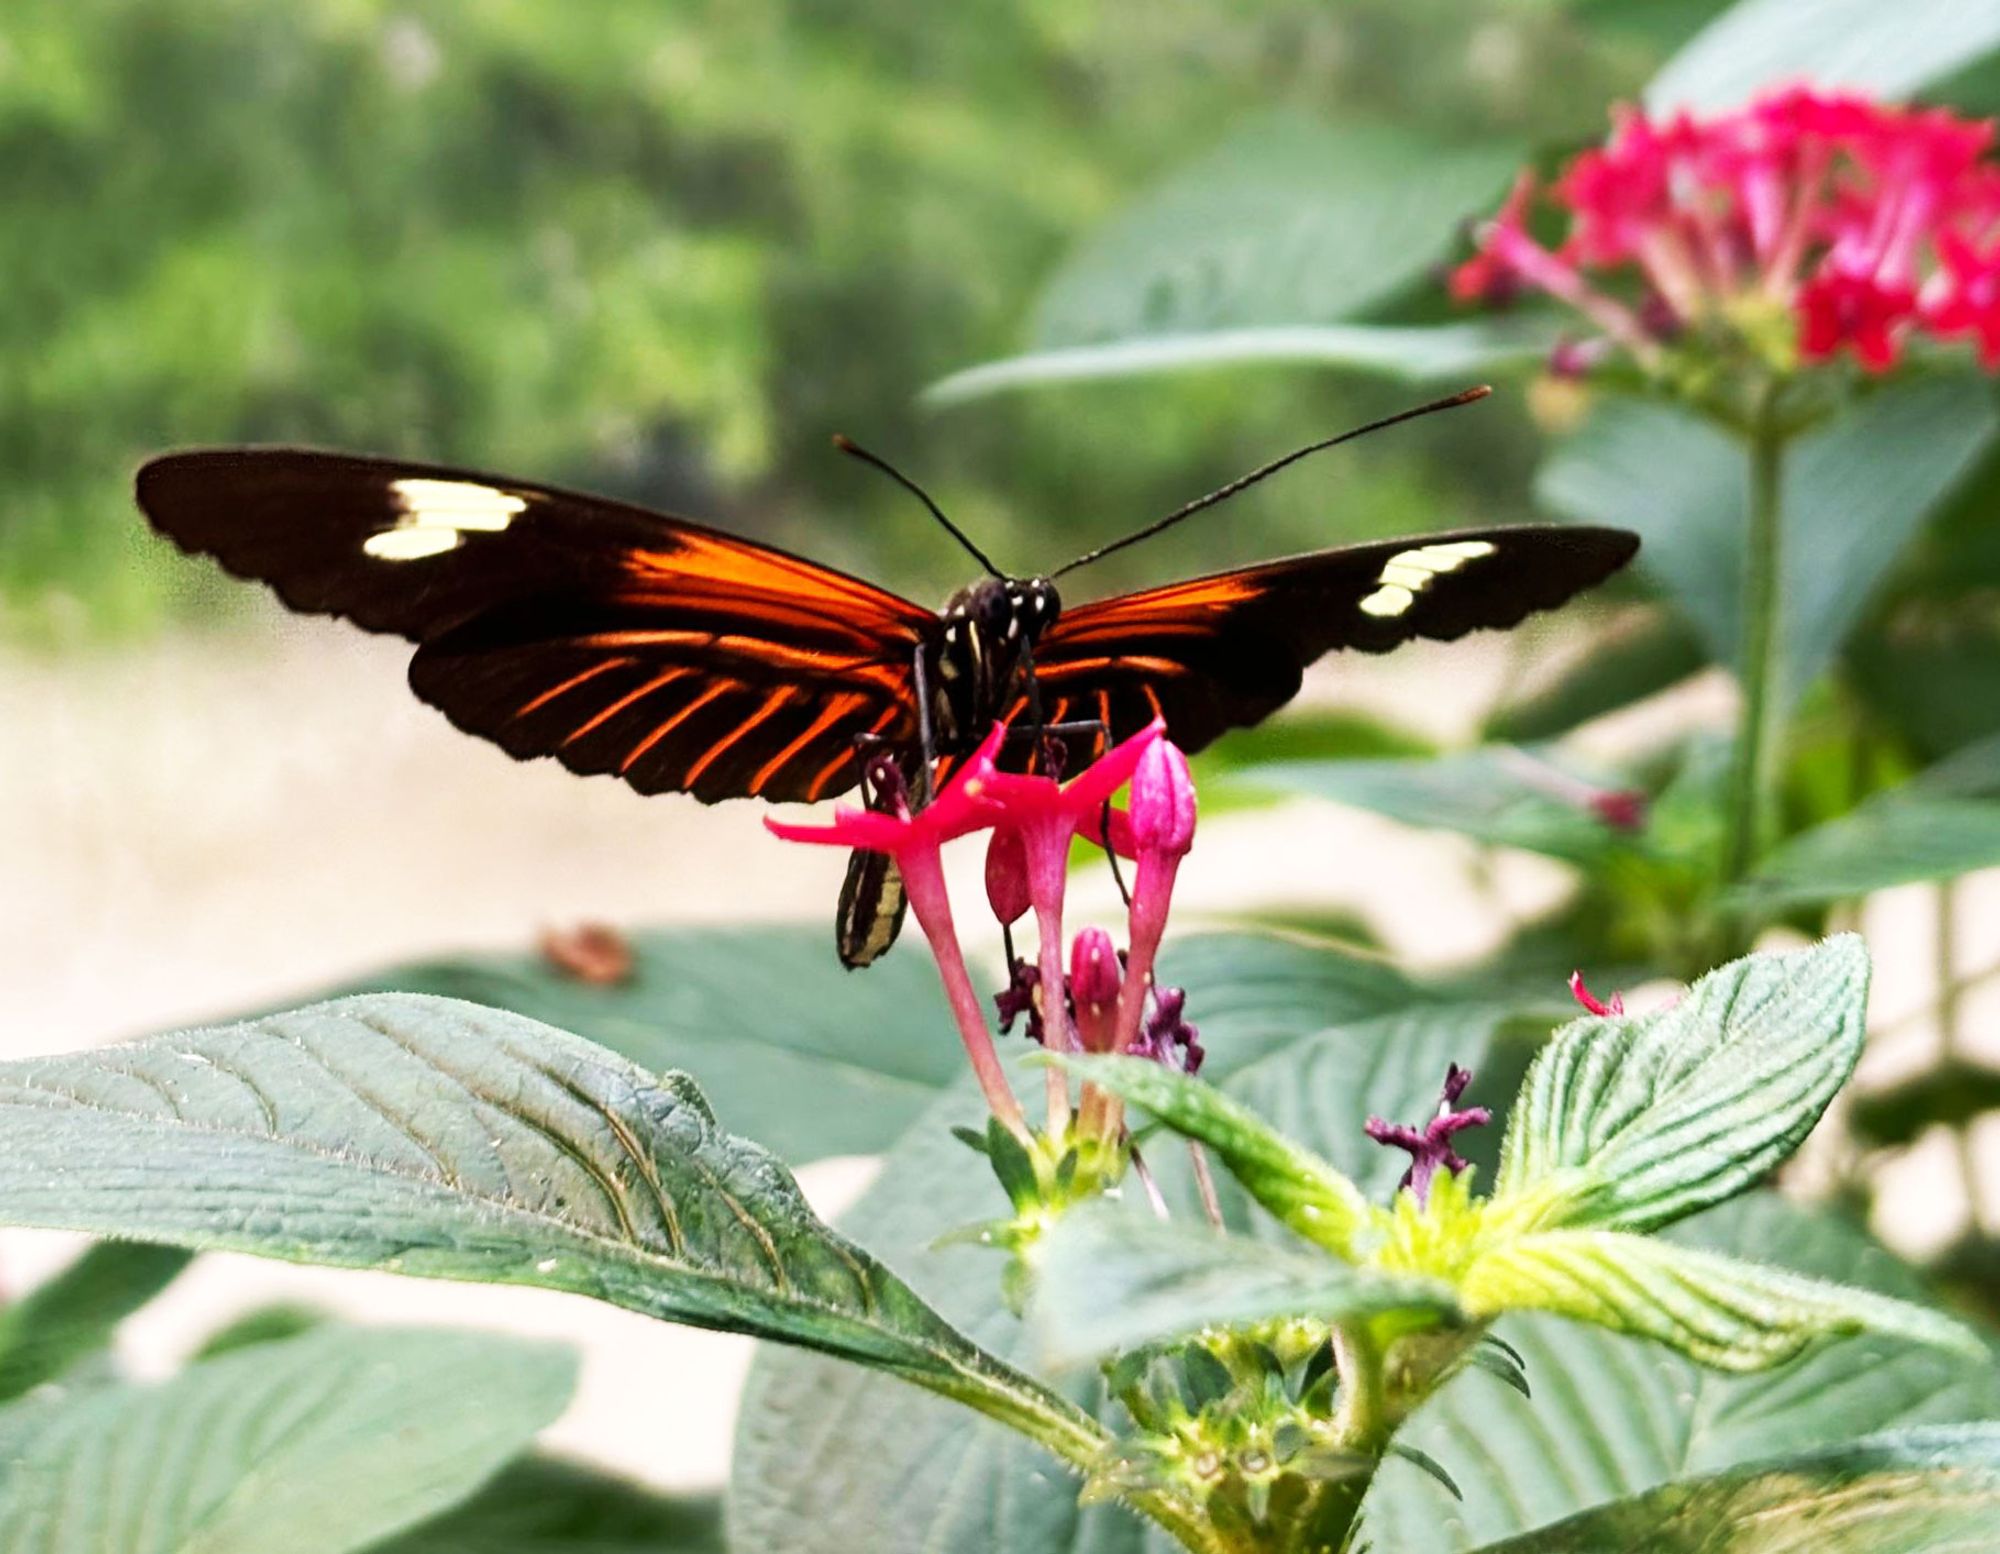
xmin=363 ymin=478 xmax=529 ymax=562
xmin=1360 ymin=539 xmax=1496 ymax=614
xmin=363 ymin=527 xmax=464 ymax=560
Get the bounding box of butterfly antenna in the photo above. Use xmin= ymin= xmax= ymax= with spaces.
xmin=1049 ymin=385 xmax=1493 ymax=579
xmin=833 ymin=435 xmax=1003 ymax=579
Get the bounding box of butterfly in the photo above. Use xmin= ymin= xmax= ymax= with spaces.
xmin=135 ymin=389 xmax=1639 ymax=967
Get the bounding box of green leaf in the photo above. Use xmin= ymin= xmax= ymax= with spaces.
xmin=0 ymin=1326 xmax=575 ymax=1554
xmin=193 ymin=1303 xmax=326 ymax=1360
xmin=732 ymin=1086 xmax=1177 ymax=1554
xmin=303 ymin=924 xmax=962 ymax=1164
xmin=1034 ymin=1208 xmax=1458 ymax=1369
xmin=1648 ymin=0 xmax=2000 ymax=112
xmin=0 ymin=1241 xmax=191 ymax=1401
xmin=1851 ymin=1058 xmax=2000 ymax=1148
xmin=1485 ymin=611 xmax=1707 ymax=743
xmin=1537 ymin=381 xmax=1999 ymax=710
xmin=733 ymin=929 xmax=1533 ymax=1554
xmin=1498 ymin=937 xmax=1869 ymax=1231
xmin=0 ymin=994 xmax=1097 ymax=1452
xmin=1462 ymin=1229 xmax=1980 ymax=1370
xmin=1052 ymin=1055 xmax=1375 ymax=1258
xmin=1464 ymin=1425 xmax=2000 ymax=1554
xmin=1848 ymin=616 xmax=2000 ymax=760
xmin=1030 ymin=115 xmax=1521 ymax=347
xmin=1361 ymin=1193 xmax=2000 ymax=1553
xmin=373 ymin=1458 xmax=725 ymax=1554
xmin=1225 ymin=746 xmax=1635 ymax=867
xmin=1735 ymin=733 xmax=2000 ymax=907
xmin=925 ymin=317 xmax=1565 ymax=403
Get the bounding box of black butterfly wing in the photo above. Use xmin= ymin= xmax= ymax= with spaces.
xmin=135 ymin=449 xmax=936 ymax=802
xmin=1020 ymin=525 xmax=1640 ymax=758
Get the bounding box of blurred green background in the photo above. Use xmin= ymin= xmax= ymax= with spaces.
xmin=0 ymin=0 xmax=1758 ymax=639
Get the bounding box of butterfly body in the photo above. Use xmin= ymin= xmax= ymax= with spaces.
xmin=930 ymin=575 xmax=1061 ymax=749
xmin=135 ymin=441 xmax=1640 ymax=967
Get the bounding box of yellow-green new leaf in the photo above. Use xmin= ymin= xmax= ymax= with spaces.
xmin=1052 ymin=1054 xmax=1373 ymax=1258
xmin=1460 ymin=1229 xmax=1983 ymax=1373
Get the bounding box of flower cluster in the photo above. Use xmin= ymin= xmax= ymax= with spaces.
xmin=1452 ymin=87 xmax=2000 ymax=376
xmin=767 ymin=721 xmax=1199 ymax=1167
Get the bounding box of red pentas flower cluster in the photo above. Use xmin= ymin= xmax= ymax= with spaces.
xmin=767 ymin=721 xmax=1199 ymax=1154
xmin=1453 ymin=87 xmax=2000 ymax=375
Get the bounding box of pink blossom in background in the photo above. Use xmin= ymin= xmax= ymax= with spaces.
xmin=1452 ymin=87 xmax=2000 ymax=375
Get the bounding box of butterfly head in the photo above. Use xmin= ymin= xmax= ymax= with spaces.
xmin=944 ymin=576 xmax=1061 ymax=651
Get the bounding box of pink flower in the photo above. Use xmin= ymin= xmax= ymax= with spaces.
xmin=767 ymin=725 xmax=1027 ymax=1135
xmin=1798 ymin=270 xmax=1915 ymax=368
xmin=1569 ymin=970 xmax=1626 ymax=1018
xmin=1927 ymin=231 xmax=2000 ymax=366
xmin=965 ymin=721 xmax=1163 ymax=1059
xmin=1451 ymin=86 xmax=2000 ymax=376
xmin=767 ymin=719 xmax=1202 ymax=1151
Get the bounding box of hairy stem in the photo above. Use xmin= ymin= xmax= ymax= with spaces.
xmin=1301 ymin=1324 xmax=1392 ymax=1553
xmin=1725 ymin=394 xmax=1787 ymax=885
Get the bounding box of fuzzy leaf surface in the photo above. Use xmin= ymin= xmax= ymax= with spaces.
xmin=1035 ymin=1208 xmax=1457 ymax=1369
xmin=0 ymin=995 xmax=1095 ymax=1447
xmin=1498 ymin=937 xmax=1868 ymax=1231
xmin=302 ymin=923 xmax=961 ymax=1164
xmin=0 ymin=1326 xmax=574 ymax=1554
xmin=1462 ymin=1229 xmax=1979 ymax=1371
xmin=1466 ymin=1425 xmax=2000 ymax=1553
xmin=1361 ymin=1195 xmax=2000 ymax=1552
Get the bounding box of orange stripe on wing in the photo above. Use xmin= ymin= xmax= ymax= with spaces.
xmin=803 ymin=700 xmax=899 ymax=803
xmin=620 ymin=680 xmax=737 ymax=776
xmin=571 ymin=629 xmax=903 ymax=681
xmin=1140 ymin=683 xmax=1164 ymax=721
xmin=1095 ymin=688 xmax=1112 ymax=757
xmin=1038 ymin=653 xmax=1188 ymax=680
xmin=683 ymin=685 xmax=799 ymax=789
xmin=748 ymin=692 xmax=866 ymax=797
xmin=511 ymin=656 xmax=633 ymax=721
xmin=561 ymin=666 xmax=694 ymax=748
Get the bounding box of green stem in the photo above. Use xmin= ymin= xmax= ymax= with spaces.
xmin=1298 ymin=1325 xmax=1392 ymax=1554
xmin=1725 ymin=396 xmax=1788 ymax=885
xmin=1330 ymin=1325 xmax=1389 ymax=1452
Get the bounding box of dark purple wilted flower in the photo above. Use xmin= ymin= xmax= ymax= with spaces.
xmin=1365 ymin=1065 xmax=1491 ymax=1206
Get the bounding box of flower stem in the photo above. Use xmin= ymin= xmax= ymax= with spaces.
xmin=898 ymin=849 xmax=1031 ymax=1141
xmin=1725 ymin=394 xmax=1788 ymax=886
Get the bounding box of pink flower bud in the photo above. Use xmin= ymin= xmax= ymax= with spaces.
xmin=984 ymin=826 xmax=1030 ymax=926
xmin=1068 ymin=928 xmax=1122 ymax=1052
xmin=1128 ymin=739 xmax=1196 ymax=859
